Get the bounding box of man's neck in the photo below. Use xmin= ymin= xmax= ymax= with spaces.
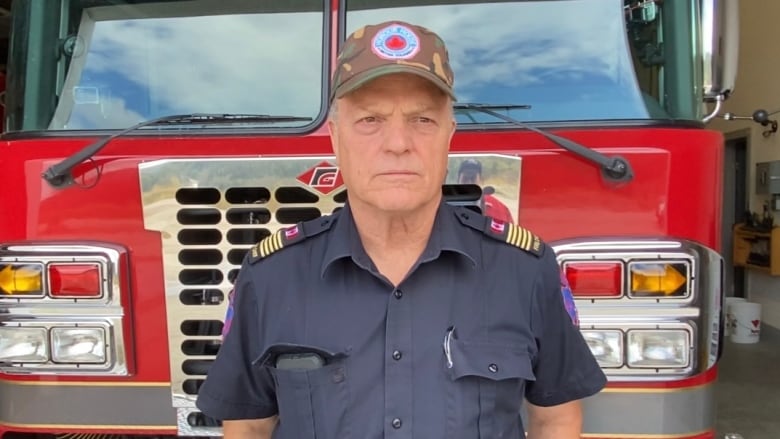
xmin=349 ymin=198 xmax=440 ymax=285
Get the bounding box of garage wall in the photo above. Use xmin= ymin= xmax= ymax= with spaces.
xmin=710 ymin=1 xmax=780 ymax=328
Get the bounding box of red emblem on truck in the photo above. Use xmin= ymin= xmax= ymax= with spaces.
xmin=296 ymin=161 xmax=344 ymax=195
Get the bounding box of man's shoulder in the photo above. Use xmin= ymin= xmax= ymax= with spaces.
xmin=246 ymin=211 xmax=339 ymax=265
xmin=450 ymin=205 xmax=546 ymax=258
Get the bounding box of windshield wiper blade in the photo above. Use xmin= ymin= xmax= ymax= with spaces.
xmin=455 ymin=103 xmax=532 ymax=111
xmin=42 ymin=113 xmax=313 ymax=188
xmin=454 ymin=104 xmax=633 ymax=183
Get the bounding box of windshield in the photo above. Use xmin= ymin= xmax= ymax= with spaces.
xmin=346 ymin=0 xmax=702 ymax=124
xmin=5 ymin=0 xmax=326 ymax=132
xmin=6 ymin=0 xmax=701 ymax=133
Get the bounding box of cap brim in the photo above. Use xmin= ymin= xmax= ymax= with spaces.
xmin=331 ymin=64 xmax=457 ymax=102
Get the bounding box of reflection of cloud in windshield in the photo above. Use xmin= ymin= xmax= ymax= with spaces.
xmin=68 ymin=11 xmax=323 ymax=127
xmin=347 ymin=0 xmax=643 ymax=117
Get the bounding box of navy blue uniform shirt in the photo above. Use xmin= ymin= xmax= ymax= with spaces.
xmin=196 ymin=202 xmax=606 ymax=438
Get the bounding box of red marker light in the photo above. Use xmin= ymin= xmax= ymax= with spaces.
xmin=564 ymin=262 xmax=623 ymax=297
xmin=48 ymin=263 xmax=102 ymax=298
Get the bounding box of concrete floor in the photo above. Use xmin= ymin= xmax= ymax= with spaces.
xmin=716 ymin=324 xmax=780 ymax=438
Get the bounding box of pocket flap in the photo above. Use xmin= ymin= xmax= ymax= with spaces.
xmin=448 ymin=339 xmax=535 ymax=382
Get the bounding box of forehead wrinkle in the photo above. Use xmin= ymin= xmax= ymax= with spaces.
xmin=351 ymin=98 xmax=442 ymax=117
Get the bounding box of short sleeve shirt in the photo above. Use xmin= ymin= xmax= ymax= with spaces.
xmin=196 ymin=202 xmax=606 ymax=438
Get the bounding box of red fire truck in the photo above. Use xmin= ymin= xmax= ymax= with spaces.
xmin=0 ymin=1 xmax=738 ymax=438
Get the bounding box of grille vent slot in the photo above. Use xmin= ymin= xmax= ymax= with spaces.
xmin=276 ymin=186 xmax=319 ymax=203
xmin=176 ymin=188 xmax=220 ymax=204
xmin=277 ymin=207 xmax=321 ymax=224
xmin=226 ymin=208 xmax=271 ymax=224
xmin=226 ymin=228 xmax=269 ymax=245
xmin=179 ymin=289 xmax=224 ymax=305
xmin=225 ymin=187 xmax=270 ymax=204
xmin=177 ymin=208 xmax=221 ymax=225
xmin=179 ymin=249 xmax=223 ymax=265
xmin=178 ymin=229 xmax=222 ymax=245
xmin=181 ymin=320 xmax=223 ymax=336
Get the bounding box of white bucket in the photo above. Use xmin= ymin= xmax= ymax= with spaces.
xmin=730 ymin=301 xmax=762 ymax=344
xmin=724 ymin=297 xmax=747 ymax=336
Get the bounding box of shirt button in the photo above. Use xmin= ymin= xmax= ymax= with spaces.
xmin=488 ymin=363 xmax=499 ymax=373
xmin=392 ymin=418 xmax=402 ymax=429
xmin=332 ymin=367 xmax=346 ymax=383
xmin=392 ymin=350 xmax=402 ymax=361
xmin=393 ymin=289 xmax=403 ymax=299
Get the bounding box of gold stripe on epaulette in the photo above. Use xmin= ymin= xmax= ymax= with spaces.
xmin=263 ymin=231 xmax=280 ymax=258
xmin=508 ymin=223 xmax=518 ymax=247
xmin=252 ymin=230 xmax=282 ymax=259
xmin=505 ymin=224 xmax=537 ymax=252
xmin=520 ymin=226 xmax=530 ymax=249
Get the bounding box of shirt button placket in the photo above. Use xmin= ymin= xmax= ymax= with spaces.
xmin=385 ymin=287 xmax=412 ymax=437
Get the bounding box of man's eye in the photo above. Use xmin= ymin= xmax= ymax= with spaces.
xmin=360 ymin=116 xmax=378 ymax=123
xmin=416 ymin=117 xmax=434 ymax=124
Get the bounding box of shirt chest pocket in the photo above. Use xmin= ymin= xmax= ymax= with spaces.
xmin=445 ymin=339 xmax=535 ymax=439
xmin=258 ymin=345 xmax=352 ymax=439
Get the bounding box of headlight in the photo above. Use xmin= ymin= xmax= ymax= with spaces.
xmin=627 ymin=330 xmax=690 ymax=368
xmin=0 ymin=327 xmax=48 ymax=362
xmin=51 ymin=327 xmax=106 ymax=364
xmin=582 ymin=330 xmax=623 ymax=367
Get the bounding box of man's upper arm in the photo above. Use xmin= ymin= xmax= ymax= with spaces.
xmin=222 ymin=416 xmax=278 ymax=439
xmin=195 ymin=264 xmax=278 ymax=420
xmin=525 ymin=400 xmax=582 ymax=439
xmin=524 ymin=246 xmax=607 ymax=407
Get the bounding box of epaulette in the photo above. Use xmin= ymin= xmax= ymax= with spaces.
xmin=247 ymin=214 xmax=336 ymax=264
xmin=454 ymin=208 xmax=544 ymax=257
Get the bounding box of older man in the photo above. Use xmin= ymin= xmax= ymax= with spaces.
xmin=196 ymin=21 xmax=605 ymax=439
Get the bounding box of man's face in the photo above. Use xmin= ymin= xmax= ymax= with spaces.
xmin=329 ymin=73 xmax=456 ymax=214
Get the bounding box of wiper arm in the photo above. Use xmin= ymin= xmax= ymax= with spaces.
xmin=42 ymin=113 xmax=313 ymax=188
xmin=454 ymin=104 xmax=634 ymax=183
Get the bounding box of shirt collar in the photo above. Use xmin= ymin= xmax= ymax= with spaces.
xmin=419 ymin=203 xmax=478 ymax=266
xmin=320 ymin=202 xmax=477 ymax=278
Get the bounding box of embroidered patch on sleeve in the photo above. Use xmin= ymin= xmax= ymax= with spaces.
xmin=222 ymin=288 xmax=236 ymax=339
xmin=560 ymin=272 xmax=579 ymax=327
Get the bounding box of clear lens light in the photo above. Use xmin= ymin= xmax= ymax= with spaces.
xmin=627 ymin=330 xmax=689 ymax=368
xmin=582 ymin=330 xmax=623 ymax=367
xmin=51 ymin=327 xmax=106 ymax=364
xmin=0 ymin=327 xmax=48 ymax=363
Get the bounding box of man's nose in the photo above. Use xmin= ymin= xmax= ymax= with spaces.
xmin=381 ymin=116 xmax=413 ymax=154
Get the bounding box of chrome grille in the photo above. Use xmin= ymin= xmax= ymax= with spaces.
xmin=173 ymin=184 xmax=333 ymax=399
xmin=138 ymin=155 xmax=521 ymax=435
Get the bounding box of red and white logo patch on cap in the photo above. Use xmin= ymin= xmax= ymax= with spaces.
xmin=372 ymin=24 xmax=420 ymax=60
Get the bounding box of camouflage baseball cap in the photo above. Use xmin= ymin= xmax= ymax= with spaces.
xmin=330 ymin=21 xmax=456 ymax=102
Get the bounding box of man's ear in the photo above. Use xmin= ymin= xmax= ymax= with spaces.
xmin=328 ymin=118 xmax=340 ymax=163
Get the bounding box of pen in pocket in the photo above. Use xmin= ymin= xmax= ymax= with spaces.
xmin=443 ymin=326 xmax=455 ymax=369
